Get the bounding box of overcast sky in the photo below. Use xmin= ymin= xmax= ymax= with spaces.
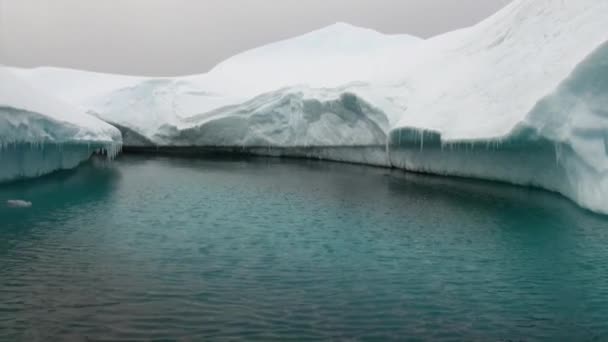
xmin=0 ymin=0 xmax=511 ymax=76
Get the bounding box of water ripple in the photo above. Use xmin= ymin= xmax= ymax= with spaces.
xmin=1 ymin=157 xmax=608 ymax=341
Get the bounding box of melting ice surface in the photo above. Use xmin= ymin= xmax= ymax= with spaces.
xmin=4 ymin=0 xmax=608 ymax=213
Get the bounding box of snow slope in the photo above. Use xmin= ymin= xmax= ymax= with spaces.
xmin=200 ymin=22 xmax=421 ymax=96
xmin=0 ymin=66 xmax=122 ymax=182
xmin=392 ymin=0 xmax=608 ymax=139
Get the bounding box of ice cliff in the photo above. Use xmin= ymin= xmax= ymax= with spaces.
xmin=0 ymin=67 xmax=122 ymax=182
xmin=5 ymin=0 xmax=608 ymax=213
xmin=388 ymin=0 xmax=608 ymax=213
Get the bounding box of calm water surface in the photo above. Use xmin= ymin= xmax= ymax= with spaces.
xmin=1 ymin=156 xmax=608 ymax=341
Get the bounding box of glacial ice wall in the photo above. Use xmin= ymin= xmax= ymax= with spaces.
xmin=0 ymin=107 xmax=121 ymax=182
xmin=384 ymin=0 xmax=608 ymax=213
xmin=522 ymin=40 xmax=608 ymax=213
xmin=388 ymin=39 xmax=608 ymax=214
xmin=0 ymin=67 xmax=122 ymax=182
xmin=0 ymin=142 xmax=116 ymax=183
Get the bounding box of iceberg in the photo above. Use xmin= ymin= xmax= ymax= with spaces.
xmin=388 ymin=0 xmax=608 ymax=213
xmin=6 ymin=0 xmax=608 ymax=213
xmin=0 ymin=67 xmax=122 ymax=182
xmin=6 ymin=199 xmax=32 ymax=208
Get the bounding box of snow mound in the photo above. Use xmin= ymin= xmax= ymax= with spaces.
xmin=0 ymin=67 xmax=122 ymax=182
xmin=156 ymin=86 xmax=389 ymax=147
xmin=202 ymin=22 xmax=421 ymax=95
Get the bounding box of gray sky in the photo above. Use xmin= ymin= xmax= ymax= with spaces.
xmin=0 ymin=0 xmax=511 ymax=76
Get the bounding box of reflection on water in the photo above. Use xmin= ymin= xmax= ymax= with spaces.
xmin=1 ymin=155 xmax=607 ymax=341
xmin=0 ymin=160 xmax=120 ymax=238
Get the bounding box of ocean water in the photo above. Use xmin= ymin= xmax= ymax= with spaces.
xmin=1 ymin=156 xmax=607 ymax=341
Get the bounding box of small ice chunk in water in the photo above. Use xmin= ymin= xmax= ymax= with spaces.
xmin=6 ymin=200 xmax=32 ymax=208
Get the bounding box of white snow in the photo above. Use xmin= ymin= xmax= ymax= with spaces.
xmin=392 ymin=0 xmax=608 ymax=140
xmin=4 ymin=0 xmax=608 ymax=213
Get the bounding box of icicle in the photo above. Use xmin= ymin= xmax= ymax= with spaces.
xmin=420 ymin=131 xmax=424 ymax=152
xmin=385 ymin=134 xmax=391 ymax=168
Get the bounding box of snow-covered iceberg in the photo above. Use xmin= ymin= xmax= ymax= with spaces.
xmin=0 ymin=67 xmax=122 ymax=182
xmin=388 ymin=0 xmax=608 ymax=213
xmin=7 ymin=0 xmax=608 ymax=213
xmin=12 ymin=23 xmax=420 ymax=141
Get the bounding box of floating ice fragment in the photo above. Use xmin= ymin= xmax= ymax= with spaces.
xmin=7 ymin=200 xmax=32 ymax=208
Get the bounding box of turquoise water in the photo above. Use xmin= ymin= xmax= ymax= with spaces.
xmin=1 ymin=156 xmax=608 ymax=341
